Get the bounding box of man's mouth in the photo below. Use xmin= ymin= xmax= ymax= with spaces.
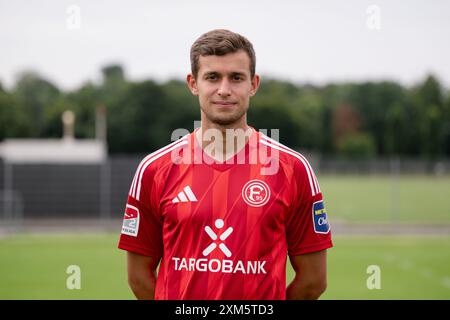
xmin=212 ymin=101 xmax=237 ymax=107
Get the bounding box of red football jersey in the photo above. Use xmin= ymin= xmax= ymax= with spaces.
xmin=118 ymin=128 xmax=333 ymax=300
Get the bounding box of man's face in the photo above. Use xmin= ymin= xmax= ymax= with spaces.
xmin=187 ymin=50 xmax=260 ymax=126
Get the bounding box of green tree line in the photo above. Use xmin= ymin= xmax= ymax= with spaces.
xmin=1 ymin=65 xmax=449 ymax=159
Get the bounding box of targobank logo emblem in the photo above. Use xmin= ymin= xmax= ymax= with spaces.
xmin=172 ymin=218 xmax=267 ymax=274
xmin=203 ymin=219 xmax=233 ymax=257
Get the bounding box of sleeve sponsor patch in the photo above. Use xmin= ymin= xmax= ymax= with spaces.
xmin=312 ymin=200 xmax=330 ymax=234
xmin=121 ymin=204 xmax=140 ymax=237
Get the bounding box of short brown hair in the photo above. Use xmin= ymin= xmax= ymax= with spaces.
xmin=190 ymin=29 xmax=256 ymax=79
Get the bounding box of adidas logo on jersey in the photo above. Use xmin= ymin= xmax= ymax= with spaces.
xmin=172 ymin=185 xmax=198 ymax=203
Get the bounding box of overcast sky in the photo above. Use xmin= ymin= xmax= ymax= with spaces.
xmin=1 ymin=0 xmax=449 ymax=91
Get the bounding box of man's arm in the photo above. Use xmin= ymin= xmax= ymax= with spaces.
xmin=286 ymin=249 xmax=328 ymax=300
xmin=127 ymin=251 xmax=161 ymax=299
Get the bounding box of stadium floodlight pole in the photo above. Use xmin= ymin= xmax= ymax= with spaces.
xmin=97 ymin=105 xmax=110 ymax=220
xmin=62 ymin=110 xmax=75 ymax=141
xmin=2 ymin=160 xmax=12 ymax=222
xmin=100 ymin=158 xmax=111 ymax=220
xmin=96 ymin=105 xmax=107 ymax=143
xmin=390 ymin=156 xmax=400 ymax=224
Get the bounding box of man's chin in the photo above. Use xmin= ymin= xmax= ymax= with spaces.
xmin=206 ymin=112 xmax=246 ymax=125
xmin=210 ymin=117 xmax=239 ymax=126
xmin=201 ymin=106 xmax=247 ymax=126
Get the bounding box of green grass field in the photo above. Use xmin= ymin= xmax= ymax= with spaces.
xmin=1 ymin=175 xmax=449 ymax=299
xmin=320 ymin=175 xmax=450 ymax=223
xmin=1 ymin=233 xmax=449 ymax=299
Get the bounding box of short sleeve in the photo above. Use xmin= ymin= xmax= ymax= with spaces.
xmin=285 ymin=158 xmax=333 ymax=256
xmin=118 ymin=159 xmax=163 ymax=258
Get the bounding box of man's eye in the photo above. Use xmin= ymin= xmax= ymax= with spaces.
xmin=206 ymin=75 xmax=217 ymax=80
xmin=232 ymin=75 xmax=243 ymax=81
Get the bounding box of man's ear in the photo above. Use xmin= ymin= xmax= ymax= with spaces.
xmin=186 ymin=74 xmax=199 ymax=96
xmin=249 ymin=74 xmax=260 ymax=97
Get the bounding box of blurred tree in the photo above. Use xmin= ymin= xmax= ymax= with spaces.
xmin=443 ymin=94 xmax=450 ymax=155
xmin=248 ymin=103 xmax=301 ymax=147
xmin=316 ymin=83 xmax=356 ymax=155
xmin=250 ymin=79 xmax=302 ymax=146
xmin=331 ymin=103 xmax=362 ymax=150
xmin=40 ymin=96 xmax=75 ymax=138
xmin=346 ymin=81 xmax=406 ymax=156
xmin=13 ymin=71 xmax=60 ymax=137
xmin=107 ymin=80 xmax=169 ymax=153
xmin=286 ymin=86 xmax=323 ymax=151
xmin=409 ymin=74 xmax=446 ymax=158
xmin=67 ymin=82 xmax=102 ymax=139
xmin=2 ymin=67 xmax=449 ymax=157
xmin=160 ymin=79 xmax=199 ymax=136
xmin=337 ymin=133 xmax=376 ymax=159
xmin=384 ymin=101 xmax=409 ymax=155
xmin=102 ymin=65 xmax=125 ymax=86
xmin=0 ymin=84 xmax=30 ymax=140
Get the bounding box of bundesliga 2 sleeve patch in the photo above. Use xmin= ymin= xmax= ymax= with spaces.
xmin=312 ymin=200 xmax=330 ymax=234
xmin=121 ymin=204 xmax=140 ymax=237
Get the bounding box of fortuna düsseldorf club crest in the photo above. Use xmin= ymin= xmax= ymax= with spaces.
xmin=241 ymin=180 xmax=271 ymax=207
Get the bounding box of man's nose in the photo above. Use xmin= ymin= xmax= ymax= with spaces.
xmin=217 ymin=78 xmax=231 ymax=96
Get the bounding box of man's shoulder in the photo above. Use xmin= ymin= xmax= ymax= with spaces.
xmin=137 ymin=135 xmax=190 ymax=175
xmin=258 ymin=133 xmax=321 ymax=196
xmin=128 ymin=135 xmax=190 ymax=200
xmin=258 ymin=132 xmax=313 ymax=169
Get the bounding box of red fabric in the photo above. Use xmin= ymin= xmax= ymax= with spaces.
xmin=118 ymin=129 xmax=332 ymax=300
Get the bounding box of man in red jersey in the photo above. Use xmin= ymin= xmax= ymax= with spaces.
xmin=118 ymin=29 xmax=332 ymax=300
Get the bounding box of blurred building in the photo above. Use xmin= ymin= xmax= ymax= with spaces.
xmin=0 ymin=109 xmax=118 ymax=220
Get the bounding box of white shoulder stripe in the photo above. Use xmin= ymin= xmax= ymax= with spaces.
xmin=129 ymin=169 xmax=138 ymax=196
xmin=260 ymin=138 xmax=319 ymax=196
xmin=260 ymin=135 xmax=320 ymax=193
xmin=130 ymin=136 xmax=188 ymax=198
xmin=136 ymin=139 xmax=188 ymax=200
xmin=313 ymin=173 xmax=321 ymax=193
xmin=129 ymin=136 xmax=188 ymax=199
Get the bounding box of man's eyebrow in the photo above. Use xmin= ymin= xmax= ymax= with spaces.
xmin=203 ymin=71 xmax=219 ymax=76
xmin=203 ymin=71 xmax=247 ymax=77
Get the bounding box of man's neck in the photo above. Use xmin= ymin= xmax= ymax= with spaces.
xmin=195 ymin=121 xmax=253 ymax=163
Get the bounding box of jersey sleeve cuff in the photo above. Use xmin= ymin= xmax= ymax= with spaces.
xmin=288 ymin=239 xmax=333 ymax=256
xmin=118 ymin=242 xmax=161 ymax=258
